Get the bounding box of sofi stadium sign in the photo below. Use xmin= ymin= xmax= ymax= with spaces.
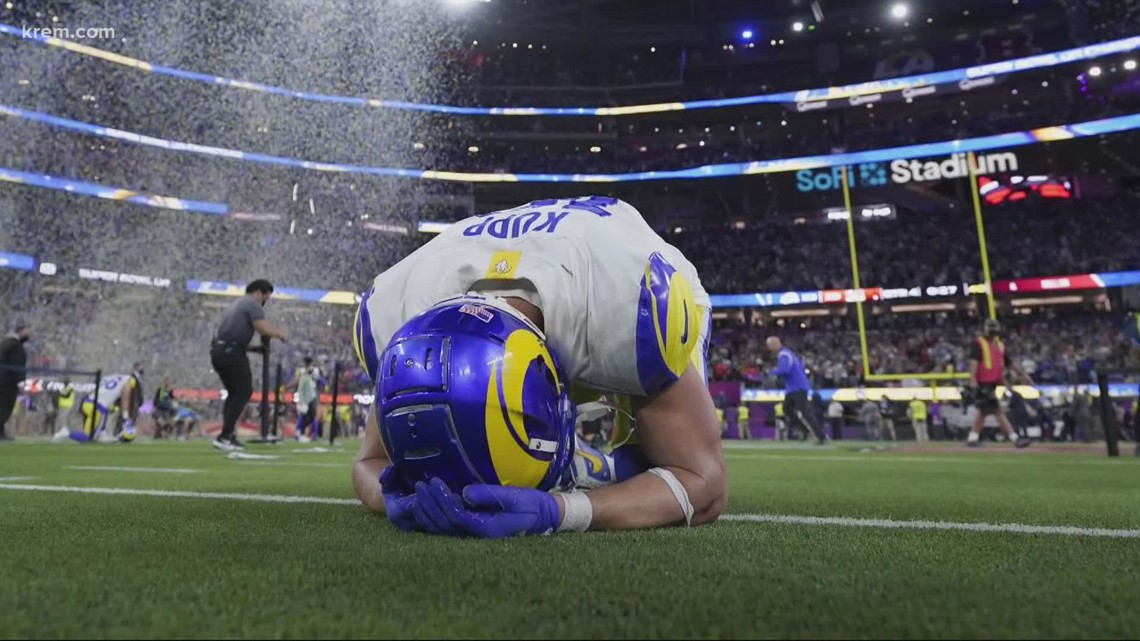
xmin=796 ymin=151 xmax=1020 ymax=192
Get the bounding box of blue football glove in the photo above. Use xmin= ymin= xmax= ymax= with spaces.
xmin=410 ymin=480 xmax=463 ymax=536
xmin=420 ymin=478 xmax=561 ymax=539
xmin=379 ymin=465 xmax=418 ymax=533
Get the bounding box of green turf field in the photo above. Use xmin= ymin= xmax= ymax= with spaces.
xmin=1 ymin=439 xmax=1138 ymax=639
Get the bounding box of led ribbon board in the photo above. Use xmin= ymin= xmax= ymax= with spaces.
xmin=3 ymin=105 xmax=1138 ymax=183
xmin=1 ymin=23 xmax=1135 ymax=117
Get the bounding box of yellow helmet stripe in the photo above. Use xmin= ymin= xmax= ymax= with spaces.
xmin=352 ymin=304 xmax=366 ymax=370
xmin=483 ymin=330 xmax=555 ymax=487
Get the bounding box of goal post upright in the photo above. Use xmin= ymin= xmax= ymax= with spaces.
xmin=840 ymin=165 xmax=874 ymax=382
xmin=842 ymin=164 xmax=970 ymax=384
xmin=967 ymin=151 xmax=997 ymax=321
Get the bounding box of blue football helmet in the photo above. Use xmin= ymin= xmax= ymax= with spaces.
xmin=376 ymin=295 xmax=576 ymax=493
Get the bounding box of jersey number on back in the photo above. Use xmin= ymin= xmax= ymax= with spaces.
xmin=462 ymin=196 xmax=618 ymax=240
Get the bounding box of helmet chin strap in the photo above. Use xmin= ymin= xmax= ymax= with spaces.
xmin=575 ymin=401 xmax=639 ymax=449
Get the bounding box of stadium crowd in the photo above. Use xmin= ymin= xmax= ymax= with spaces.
xmin=708 ymin=309 xmax=1135 ymax=386
xmin=2 ymin=200 xmax=1136 ymax=396
xmin=670 ymin=193 xmax=1140 ymax=293
xmin=0 ymin=0 xmax=1137 ymax=443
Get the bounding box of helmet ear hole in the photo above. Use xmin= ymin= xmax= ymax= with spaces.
xmin=536 ymin=355 xmax=557 ymax=390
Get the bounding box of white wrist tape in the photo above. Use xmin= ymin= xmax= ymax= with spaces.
xmin=558 ymin=491 xmax=593 ymax=532
xmin=648 ymin=467 xmax=694 ymax=527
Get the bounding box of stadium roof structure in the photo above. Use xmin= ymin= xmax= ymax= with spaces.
xmin=465 ymin=0 xmax=1053 ymax=43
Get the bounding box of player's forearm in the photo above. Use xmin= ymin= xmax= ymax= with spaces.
xmin=968 ymin=360 xmax=979 ymax=384
xmin=574 ymin=464 xmax=726 ymax=530
xmin=352 ymin=458 xmax=387 ymax=515
xmin=253 ymin=319 xmax=287 ymax=340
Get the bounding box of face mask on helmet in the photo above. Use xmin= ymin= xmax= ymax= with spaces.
xmin=376 ymin=296 xmax=576 ymax=494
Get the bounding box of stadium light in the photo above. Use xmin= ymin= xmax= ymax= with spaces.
xmin=1089 ymin=65 xmax=1102 ymax=77
xmin=890 ymin=3 xmax=908 ymax=19
xmin=467 ymin=145 xmax=479 ymax=153
xmin=741 ymin=29 xmax=754 ymax=40
xmin=1125 ymin=60 xmax=1137 ymax=71
xmin=793 ymin=21 xmax=804 ymax=32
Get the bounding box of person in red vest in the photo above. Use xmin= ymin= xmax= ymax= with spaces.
xmin=967 ymin=318 xmax=1033 ymax=448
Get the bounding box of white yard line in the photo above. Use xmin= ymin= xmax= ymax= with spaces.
xmin=724 ymin=453 xmax=1003 ymax=464
xmin=724 ymin=452 xmax=1120 ymax=465
xmin=0 ymin=483 xmax=358 ymax=505
xmin=230 ymin=461 xmax=346 ymax=468
xmin=719 ymin=513 xmax=1140 ymax=539
xmin=0 ymin=476 xmax=36 ymax=482
xmin=0 ymin=482 xmax=1136 ymax=538
xmin=64 ymin=466 xmax=204 ymax=474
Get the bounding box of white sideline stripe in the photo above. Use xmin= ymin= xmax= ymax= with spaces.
xmin=724 ymin=453 xmax=1120 ymax=465
xmin=0 ymin=483 xmax=359 ymax=505
xmin=65 ymin=466 xmax=204 ymax=474
xmin=0 ymin=483 xmax=1136 ymax=539
xmin=725 ymin=453 xmax=1004 ymax=464
xmin=720 ymin=513 xmax=1140 ymax=539
xmin=231 ymin=461 xmax=346 ymax=468
xmin=0 ymin=476 xmax=35 ymax=482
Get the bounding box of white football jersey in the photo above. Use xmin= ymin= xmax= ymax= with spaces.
xmin=354 ymin=197 xmax=711 ymax=397
xmin=84 ymin=374 xmax=138 ymax=409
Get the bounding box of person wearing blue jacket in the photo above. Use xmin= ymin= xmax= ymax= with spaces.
xmin=766 ymin=337 xmax=827 ymax=445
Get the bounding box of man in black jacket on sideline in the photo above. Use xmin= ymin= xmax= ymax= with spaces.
xmin=0 ymin=323 xmax=31 ymax=441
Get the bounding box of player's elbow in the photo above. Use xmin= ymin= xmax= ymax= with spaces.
xmin=687 ymin=455 xmax=728 ymax=527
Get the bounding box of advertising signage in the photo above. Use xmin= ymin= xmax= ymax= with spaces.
xmin=795 ymin=152 xmax=1021 ymax=193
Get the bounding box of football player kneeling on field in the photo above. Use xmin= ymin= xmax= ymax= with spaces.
xmin=53 ymin=363 xmax=144 ymax=444
xmin=351 ymin=197 xmax=727 ymax=537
